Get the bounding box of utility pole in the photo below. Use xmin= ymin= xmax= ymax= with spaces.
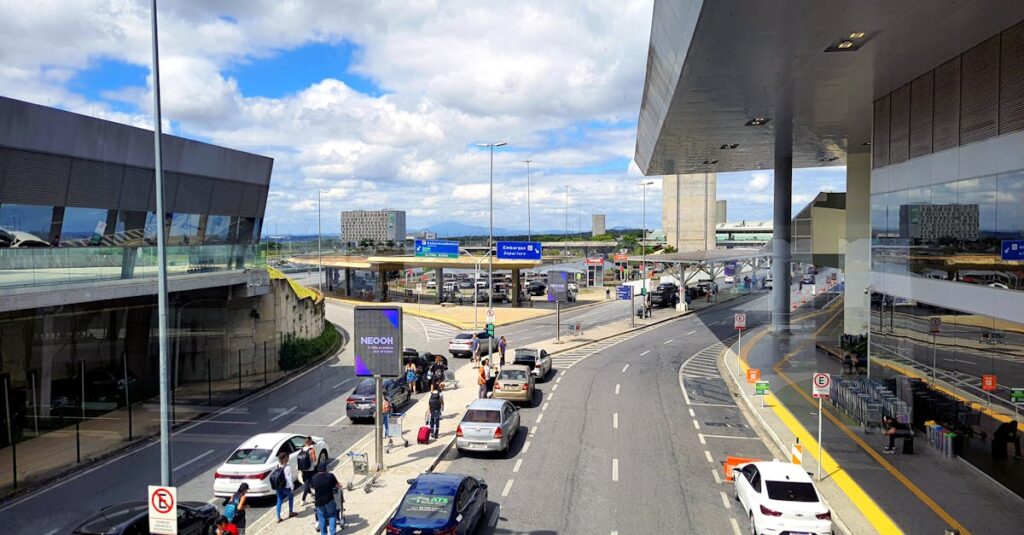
xmin=477 ymin=142 xmax=507 ymax=312
xmin=639 ymin=181 xmax=654 ymax=297
xmin=317 ymin=190 xmax=324 ymax=293
xmin=524 ymin=160 xmax=532 ymax=242
xmin=564 ymin=186 xmax=569 ymax=255
xmin=149 ymin=0 xmax=172 ymax=486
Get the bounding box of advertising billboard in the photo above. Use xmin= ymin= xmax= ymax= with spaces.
xmin=353 ymin=306 xmax=403 ymax=377
xmin=547 ymin=270 xmax=570 ymax=302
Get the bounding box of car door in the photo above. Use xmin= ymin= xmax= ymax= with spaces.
xmin=458 ymin=479 xmax=485 ymax=533
xmin=277 ymin=439 xmax=297 ymax=484
xmin=540 ymin=350 xmax=551 ymax=376
xmin=735 ymin=464 xmax=756 ymax=510
xmin=478 ymin=332 xmax=491 ymax=354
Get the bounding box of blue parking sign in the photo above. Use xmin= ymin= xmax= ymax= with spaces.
xmin=1002 ymin=240 xmax=1024 ymax=261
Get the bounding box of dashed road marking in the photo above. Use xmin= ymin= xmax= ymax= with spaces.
xmin=720 ymin=491 xmax=731 ymax=509
xmin=686 ymin=330 xmax=697 ymax=335
xmin=523 ymin=440 xmax=531 ymax=453
xmin=502 ymin=479 xmax=514 ymax=497
xmin=640 ymin=350 xmax=651 ymax=356
xmin=693 ymin=420 xmax=701 ymax=430
xmin=513 ymin=459 xmax=523 ymax=473
xmin=612 ymin=458 xmax=619 ymax=482
xmin=174 ymin=449 xmax=213 ymax=472
xmin=329 ymin=415 xmax=347 ymax=427
xmin=615 ymin=384 xmax=620 ymax=395
xmin=698 ymin=433 xmax=706 ymax=445
xmin=700 ymin=434 xmax=761 ymax=441
xmin=552 ymin=384 xmax=559 ymax=391
xmin=705 ymin=450 xmax=714 ymax=463
xmin=730 ymin=517 xmax=742 ymax=535
xmin=621 ymin=364 xmax=630 ymax=373
xmin=542 ymin=402 xmax=549 ymax=411
xmin=663 ymin=339 xmax=674 ymax=345
xmin=269 ymin=406 xmax=296 ymax=422
xmin=613 ymin=413 xmax=618 ymax=429
xmin=536 ymin=413 xmax=544 ymax=424
xmin=332 ymin=378 xmax=356 ymax=390
xmin=688 ymin=408 xmax=695 ymax=417
xmin=712 ymin=468 xmax=722 ymax=484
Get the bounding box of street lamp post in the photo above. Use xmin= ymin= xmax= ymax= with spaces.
xmin=317 ymin=190 xmax=324 ymax=294
xmin=478 ymin=142 xmax=507 ymax=313
xmin=564 ymin=186 xmax=569 ymax=255
xmin=639 ymin=181 xmax=654 ymax=295
xmin=523 ymin=160 xmax=532 ymax=242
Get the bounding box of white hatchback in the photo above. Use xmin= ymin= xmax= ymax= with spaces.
xmin=733 ymin=461 xmax=832 ymax=535
xmin=213 ymin=433 xmax=329 ymax=498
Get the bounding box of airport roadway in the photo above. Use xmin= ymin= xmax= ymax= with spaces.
xmin=436 ymin=292 xmax=776 ymax=534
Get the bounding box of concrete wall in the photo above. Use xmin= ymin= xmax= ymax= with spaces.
xmin=662 ymin=172 xmax=717 ymax=251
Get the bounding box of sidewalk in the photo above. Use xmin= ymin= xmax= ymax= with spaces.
xmin=724 ymin=303 xmax=1024 ymax=535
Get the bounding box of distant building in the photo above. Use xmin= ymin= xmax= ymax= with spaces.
xmin=899 ymin=204 xmax=979 ymax=240
xmin=662 ymin=173 xmax=716 ymax=252
xmin=716 ymin=220 xmax=773 ymax=248
xmin=592 ymin=214 xmax=606 ymax=236
xmin=716 ymin=200 xmax=727 ymax=225
xmin=407 ymin=229 xmax=438 ymax=241
xmin=341 ymin=209 xmax=406 ymax=244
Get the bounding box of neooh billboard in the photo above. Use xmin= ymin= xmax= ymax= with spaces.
xmin=354 ymin=306 xmax=403 ymax=377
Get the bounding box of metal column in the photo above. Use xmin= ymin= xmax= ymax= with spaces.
xmin=772 ymin=105 xmax=793 ymax=333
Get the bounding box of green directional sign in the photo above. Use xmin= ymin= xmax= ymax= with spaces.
xmin=486 ymin=323 xmax=495 ymax=337
xmin=754 ymin=381 xmax=770 ymax=396
xmin=1012 ymin=388 xmax=1024 ymax=405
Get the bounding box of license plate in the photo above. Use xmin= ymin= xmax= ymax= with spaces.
xmin=504 ymin=384 xmax=517 ymax=390
xmin=468 ymin=442 xmax=487 ymax=449
xmin=357 ymin=403 xmax=371 ymax=409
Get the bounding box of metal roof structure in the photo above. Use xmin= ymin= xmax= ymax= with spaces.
xmin=289 ymin=254 xmax=541 ymax=271
xmin=627 ymin=248 xmax=767 ymax=265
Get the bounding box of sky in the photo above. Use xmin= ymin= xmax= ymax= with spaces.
xmin=0 ymin=0 xmax=847 ymax=236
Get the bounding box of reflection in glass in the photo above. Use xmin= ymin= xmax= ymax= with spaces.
xmin=204 ymin=215 xmax=232 ymax=244
xmin=168 ymin=213 xmax=200 ymax=245
xmin=59 ymin=207 xmax=109 ymax=246
xmin=0 ymin=204 xmax=54 ymax=247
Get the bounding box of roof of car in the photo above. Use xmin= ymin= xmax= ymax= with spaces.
xmin=467 ymin=398 xmax=510 ymax=410
xmin=514 ymin=347 xmax=538 ymax=355
xmin=499 ymin=364 xmax=532 ymax=373
xmin=408 ymin=472 xmax=470 ymax=494
xmin=747 ymin=461 xmax=814 ymax=482
xmin=236 ymin=433 xmax=293 ymax=450
xmin=73 ymin=501 xmax=207 ymax=534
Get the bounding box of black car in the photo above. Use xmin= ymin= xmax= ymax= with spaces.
xmin=404 ymin=349 xmax=449 ymax=391
xmin=650 ymin=286 xmax=679 ymax=308
xmin=72 ymin=501 xmax=217 ymax=535
xmin=527 ymin=281 xmax=546 ymax=296
xmin=386 ymin=473 xmax=489 ymax=534
xmin=346 ymin=377 xmax=411 ymax=421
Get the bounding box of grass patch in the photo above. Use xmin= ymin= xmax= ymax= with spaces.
xmin=279 ymin=324 xmax=340 ymax=371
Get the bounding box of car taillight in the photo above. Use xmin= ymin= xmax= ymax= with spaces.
xmin=255 ymin=469 xmax=271 ymax=480
xmin=759 ymin=504 xmax=782 ymax=517
xmin=456 ymin=425 xmax=463 ymax=437
xmin=385 ymin=524 xmax=402 ymax=534
xmin=522 ymin=384 xmax=529 ymax=391
xmin=493 ymin=427 xmax=503 ymax=438
xmin=816 ymin=510 xmax=832 ymax=520
xmin=214 ymin=471 xmax=225 ymax=479
xmin=494 ymin=383 xmax=501 ymax=390
xmin=346 ymin=398 xmax=355 ymax=405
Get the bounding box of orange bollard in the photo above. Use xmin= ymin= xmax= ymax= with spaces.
xmin=724 ymin=456 xmax=763 ymax=481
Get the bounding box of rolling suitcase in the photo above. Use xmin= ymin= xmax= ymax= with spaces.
xmin=417 ymin=426 xmax=431 ymax=444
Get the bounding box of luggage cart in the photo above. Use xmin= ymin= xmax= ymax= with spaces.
xmin=345 ymin=452 xmax=370 ymax=491
xmin=386 ymin=412 xmax=409 ymax=453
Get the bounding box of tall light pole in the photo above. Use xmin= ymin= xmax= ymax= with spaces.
xmin=564 ymin=186 xmax=569 ymax=255
xmin=639 ymin=181 xmax=654 ymax=293
xmin=478 ymin=142 xmax=507 ymax=311
xmin=317 ymin=190 xmax=325 ymax=293
xmin=149 ymin=0 xmax=172 ymax=487
xmin=523 ymin=160 xmax=533 ymax=242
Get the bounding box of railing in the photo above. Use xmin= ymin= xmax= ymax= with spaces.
xmin=0 ymin=244 xmax=265 ymax=290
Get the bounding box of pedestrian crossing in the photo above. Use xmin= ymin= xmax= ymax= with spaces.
xmin=679 ymin=335 xmax=739 ymax=406
xmin=680 ymin=338 xmax=735 ymax=379
xmin=550 ymin=330 xmax=646 ymax=370
xmin=412 ymin=316 xmax=460 ymax=342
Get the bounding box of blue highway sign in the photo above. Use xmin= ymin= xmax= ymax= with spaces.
xmin=497 ymin=241 xmax=543 ymax=260
xmin=414 ymin=239 xmax=459 ymax=258
xmin=616 ymin=285 xmax=633 ymax=300
xmin=1002 ymin=240 xmax=1024 ymax=261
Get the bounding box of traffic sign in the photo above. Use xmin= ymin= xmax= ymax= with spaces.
xmin=754 ymin=381 xmax=770 ymax=396
xmin=929 ymin=316 xmax=941 ymax=334
xmin=1011 ymin=388 xmax=1024 ymax=405
xmin=746 ymin=368 xmax=760 ymax=384
xmin=414 ymin=239 xmax=459 ymax=258
xmin=148 ymin=485 xmax=177 ymax=534
xmin=485 ymin=308 xmax=496 ymax=324
xmin=616 ymin=285 xmax=632 ymax=300
xmin=497 ymin=241 xmax=542 ymax=260
xmin=486 ymin=323 xmax=495 ymax=337
xmin=982 ymin=374 xmax=997 ymax=392
xmin=1002 ymin=240 xmax=1024 ymax=260
xmin=734 ymin=313 xmax=747 ymax=330
xmin=812 ymin=372 xmax=831 ymax=398
xmin=415 ymin=283 xmax=423 ymax=295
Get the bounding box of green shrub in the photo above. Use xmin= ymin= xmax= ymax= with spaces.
xmin=279 ymin=324 xmax=341 ymax=371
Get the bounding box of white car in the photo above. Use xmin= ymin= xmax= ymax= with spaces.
xmin=214 ymin=433 xmax=329 ymax=498
xmin=723 ymin=275 xmax=735 ymax=284
xmin=426 ymin=280 xmax=437 ymax=289
xmin=733 ymin=461 xmax=832 ymax=535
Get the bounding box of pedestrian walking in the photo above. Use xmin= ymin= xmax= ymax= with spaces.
xmin=381 ymin=396 xmax=393 ymax=443
xmin=498 ymin=336 xmax=507 ymax=367
xmin=428 ymin=383 xmax=444 ymax=439
xmin=429 ymin=354 xmax=446 ymax=388
xmin=271 ymin=452 xmax=296 ymax=522
xmin=406 ymin=362 xmax=418 ymax=394
xmin=606 ymin=287 xmax=611 ymax=300
xmin=298 ymin=436 xmax=318 ymax=504
xmin=471 ymin=334 xmax=481 ymax=368
xmin=311 ymin=467 xmax=344 ymax=535
xmin=477 ymin=360 xmax=488 ymax=399
xmin=223 ymin=483 xmax=248 ymax=534
xmin=484 ymin=357 xmax=495 ymax=396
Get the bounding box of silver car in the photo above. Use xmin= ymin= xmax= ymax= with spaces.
xmin=456 ymin=399 xmax=520 ymax=457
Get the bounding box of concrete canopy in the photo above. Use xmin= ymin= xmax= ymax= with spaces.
xmin=634 ymin=0 xmax=1024 ymax=175
xmin=627 ymin=248 xmax=766 ymax=265
xmin=289 ymin=255 xmax=542 ymax=271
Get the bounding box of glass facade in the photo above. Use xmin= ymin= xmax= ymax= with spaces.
xmin=871 ymin=171 xmax=1024 ymax=290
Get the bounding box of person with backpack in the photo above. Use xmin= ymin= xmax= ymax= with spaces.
xmin=298 ymin=436 xmax=318 ymax=504
xmin=271 ymin=452 xmax=296 ymax=523
xmin=223 ymin=483 xmax=248 ymax=534
xmin=427 ymin=383 xmax=444 ymax=439
xmin=215 ymin=516 xmax=239 ymax=535
xmin=310 ymin=469 xmax=344 ymax=535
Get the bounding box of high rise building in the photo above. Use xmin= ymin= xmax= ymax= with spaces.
xmin=340 ymin=209 xmax=406 ymax=244
xmin=661 ymin=173 xmax=716 ymax=251
xmin=592 ymin=214 xmax=606 ymax=236
xmin=716 ymin=200 xmax=727 ymax=225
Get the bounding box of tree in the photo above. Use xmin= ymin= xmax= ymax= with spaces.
xmin=592 ymin=233 xmax=615 ymax=242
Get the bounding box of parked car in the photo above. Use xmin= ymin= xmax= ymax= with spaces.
xmin=471 ymin=288 xmax=489 ymax=303
xmin=723 ymin=275 xmax=736 ymax=284
xmin=732 ymin=461 xmax=832 ymax=535
xmin=764 ymin=274 xmax=773 ymax=289
xmin=456 ymin=399 xmax=521 ymax=456
xmin=491 ymin=284 xmax=509 ymax=303
xmin=492 ymin=365 xmax=535 ymax=405
xmin=214 ymin=433 xmax=329 ymax=498
xmin=403 ymin=349 xmax=448 ymax=391
xmin=513 ymin=347 xmax=552 ymax=380
xmin=448 ymin=331 xmax=496 ymax=358
xmin=527 ymin=281 xmax=546 ymax=296
xmin=345 ymin=378 xmax=411 ymax=421
xmin=650 ymin=285 xmax=679 ymax=308
xmin=442 ymin=281 xmax=458 ymax=293
xmin=71 ymin=501 xmax=218 ymax=535
xmin=426 ymin=280 xmax=437 ymax=289
xmin=801 ymin=274 xmax=816 ymax=285
xmin=386 ymin=473 xmax=489 ymax=534
xmin=458 ymin=280 xmax=474 ymax=289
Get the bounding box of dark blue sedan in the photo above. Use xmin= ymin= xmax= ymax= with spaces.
xmin=386 ymin=473 xmax=489 ymax=534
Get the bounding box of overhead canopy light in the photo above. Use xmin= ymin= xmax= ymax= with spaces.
xmin=825 ymin=30 xmax=871 ymax=52
xmin=702 ymin=159 xmax=719 ymax=165
xmin=719 ymin=143 xmax=739 ymax=150
xmin=745 ymin=117 xmax=770 ymax=126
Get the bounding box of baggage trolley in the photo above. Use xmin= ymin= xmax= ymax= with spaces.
xmin=386 ymin=412 xmax=409 ymax=453
xmin=345 ymin=452 xmax=370 ymax=491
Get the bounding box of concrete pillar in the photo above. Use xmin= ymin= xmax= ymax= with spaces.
xmin=662 ymin=172 xmax=717 ymax=252
xmin=512 ymin=269 xmax=522 ymax=307
xmin=772 ymin=113 xmax=793 ymax=332
xmin=844 ymin=153 xmax=871 ymax=335
xmin=377 ymin=267 xmax=387 ymax=302
xmin=436 ymin=268 xmax=445 ymax=304
xmin=344 ymin=268 xmax=352 ymax=297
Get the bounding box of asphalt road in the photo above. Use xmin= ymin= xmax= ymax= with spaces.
xmin=435 ymin=292 xmax=777 ymax=534
xmin=0 ymin=300 xmax=486 ymax=534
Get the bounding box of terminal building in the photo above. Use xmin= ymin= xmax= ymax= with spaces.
xmin=341 ymin=209 xmax=406 ymax=245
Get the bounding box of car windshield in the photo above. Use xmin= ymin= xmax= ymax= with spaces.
xmin=354 ymin=382 xmax=375 ymax=395
xmin=463 ymin=409 xmax=501 ymax=423
xmin=398 ymin=492 xmax=454 ymax=521
xmin=455 ymin=333 xmax=473 ymax=340
xmin=499 ymin=370 xmax=528 ymax=381
xmin=765 ymin=481 xmax=819 ymax=502
xmin=226 ymin=448 xmax=272 ymax=465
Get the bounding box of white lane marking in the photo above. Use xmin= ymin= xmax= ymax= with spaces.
xmin=43 ymin=530 xmax=59 ymax=535
xmin=611 ymin=532 xmax=618 ymax=535
xmin=513 ymin=459 xmax=523 ymax=473
xmin=621 ymin=364 xmax=630 ymax=373
xmin=523 ymin=440 xmax=531 ymax=453
xmin=698 ymin=433 xmax=706 ymax=445
xmin=720 ymin=491 xmax=732 ymax=509
xmin=700 ymin=434 xmax=762 ymax=440
xmin=542 ymin=402 xmax=549 ymax=411
xmin=688 ymin=408 xmax=696 ymax=417
xmin=612 ymin=458 xmax=619 ymax=482
xmin=640 ymin=350 xmax=651 ymax=356
xmin=693 ymin=420 xmax=701 ymax=430
xmin=688 ymin=402 xmax=737 ymax=408
xmin=547 ymin=393 xmax=555 ymax=401
xmin=556 ymin=376 xmax=562 ymax=383
xmin=730 ymin=518 xmax=742 ymax=535
xmin=663 ymin=339 xmax=674 ymax=345
xmin=712 ymin=468 xmax=722 ymax=484
xmin=552 ymin=384 xmax=559 ymax=391
xmin=704 ymin=450 xmax=714 ymax=463
xmin=329 ymin=415 xmax=347 ymax=427
xmin=615 ymin=384 xmax=621 ymax=395
xmin=613 ymin=413 xmax=619 ymax=429
xmin=686 ymin=330 xmax=697 ymax=335
xmin=536 ymin=413 xmax=544 ymax=424
xmin=332 ymin=378 xmax=356 ymax=390
xmin=502 ymin=479 xmax=514 ymax=497
xmin=269 ymin=406 xmax=297 ymax=422
xmin=174 ymin=449 xmax=214 ymax=472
